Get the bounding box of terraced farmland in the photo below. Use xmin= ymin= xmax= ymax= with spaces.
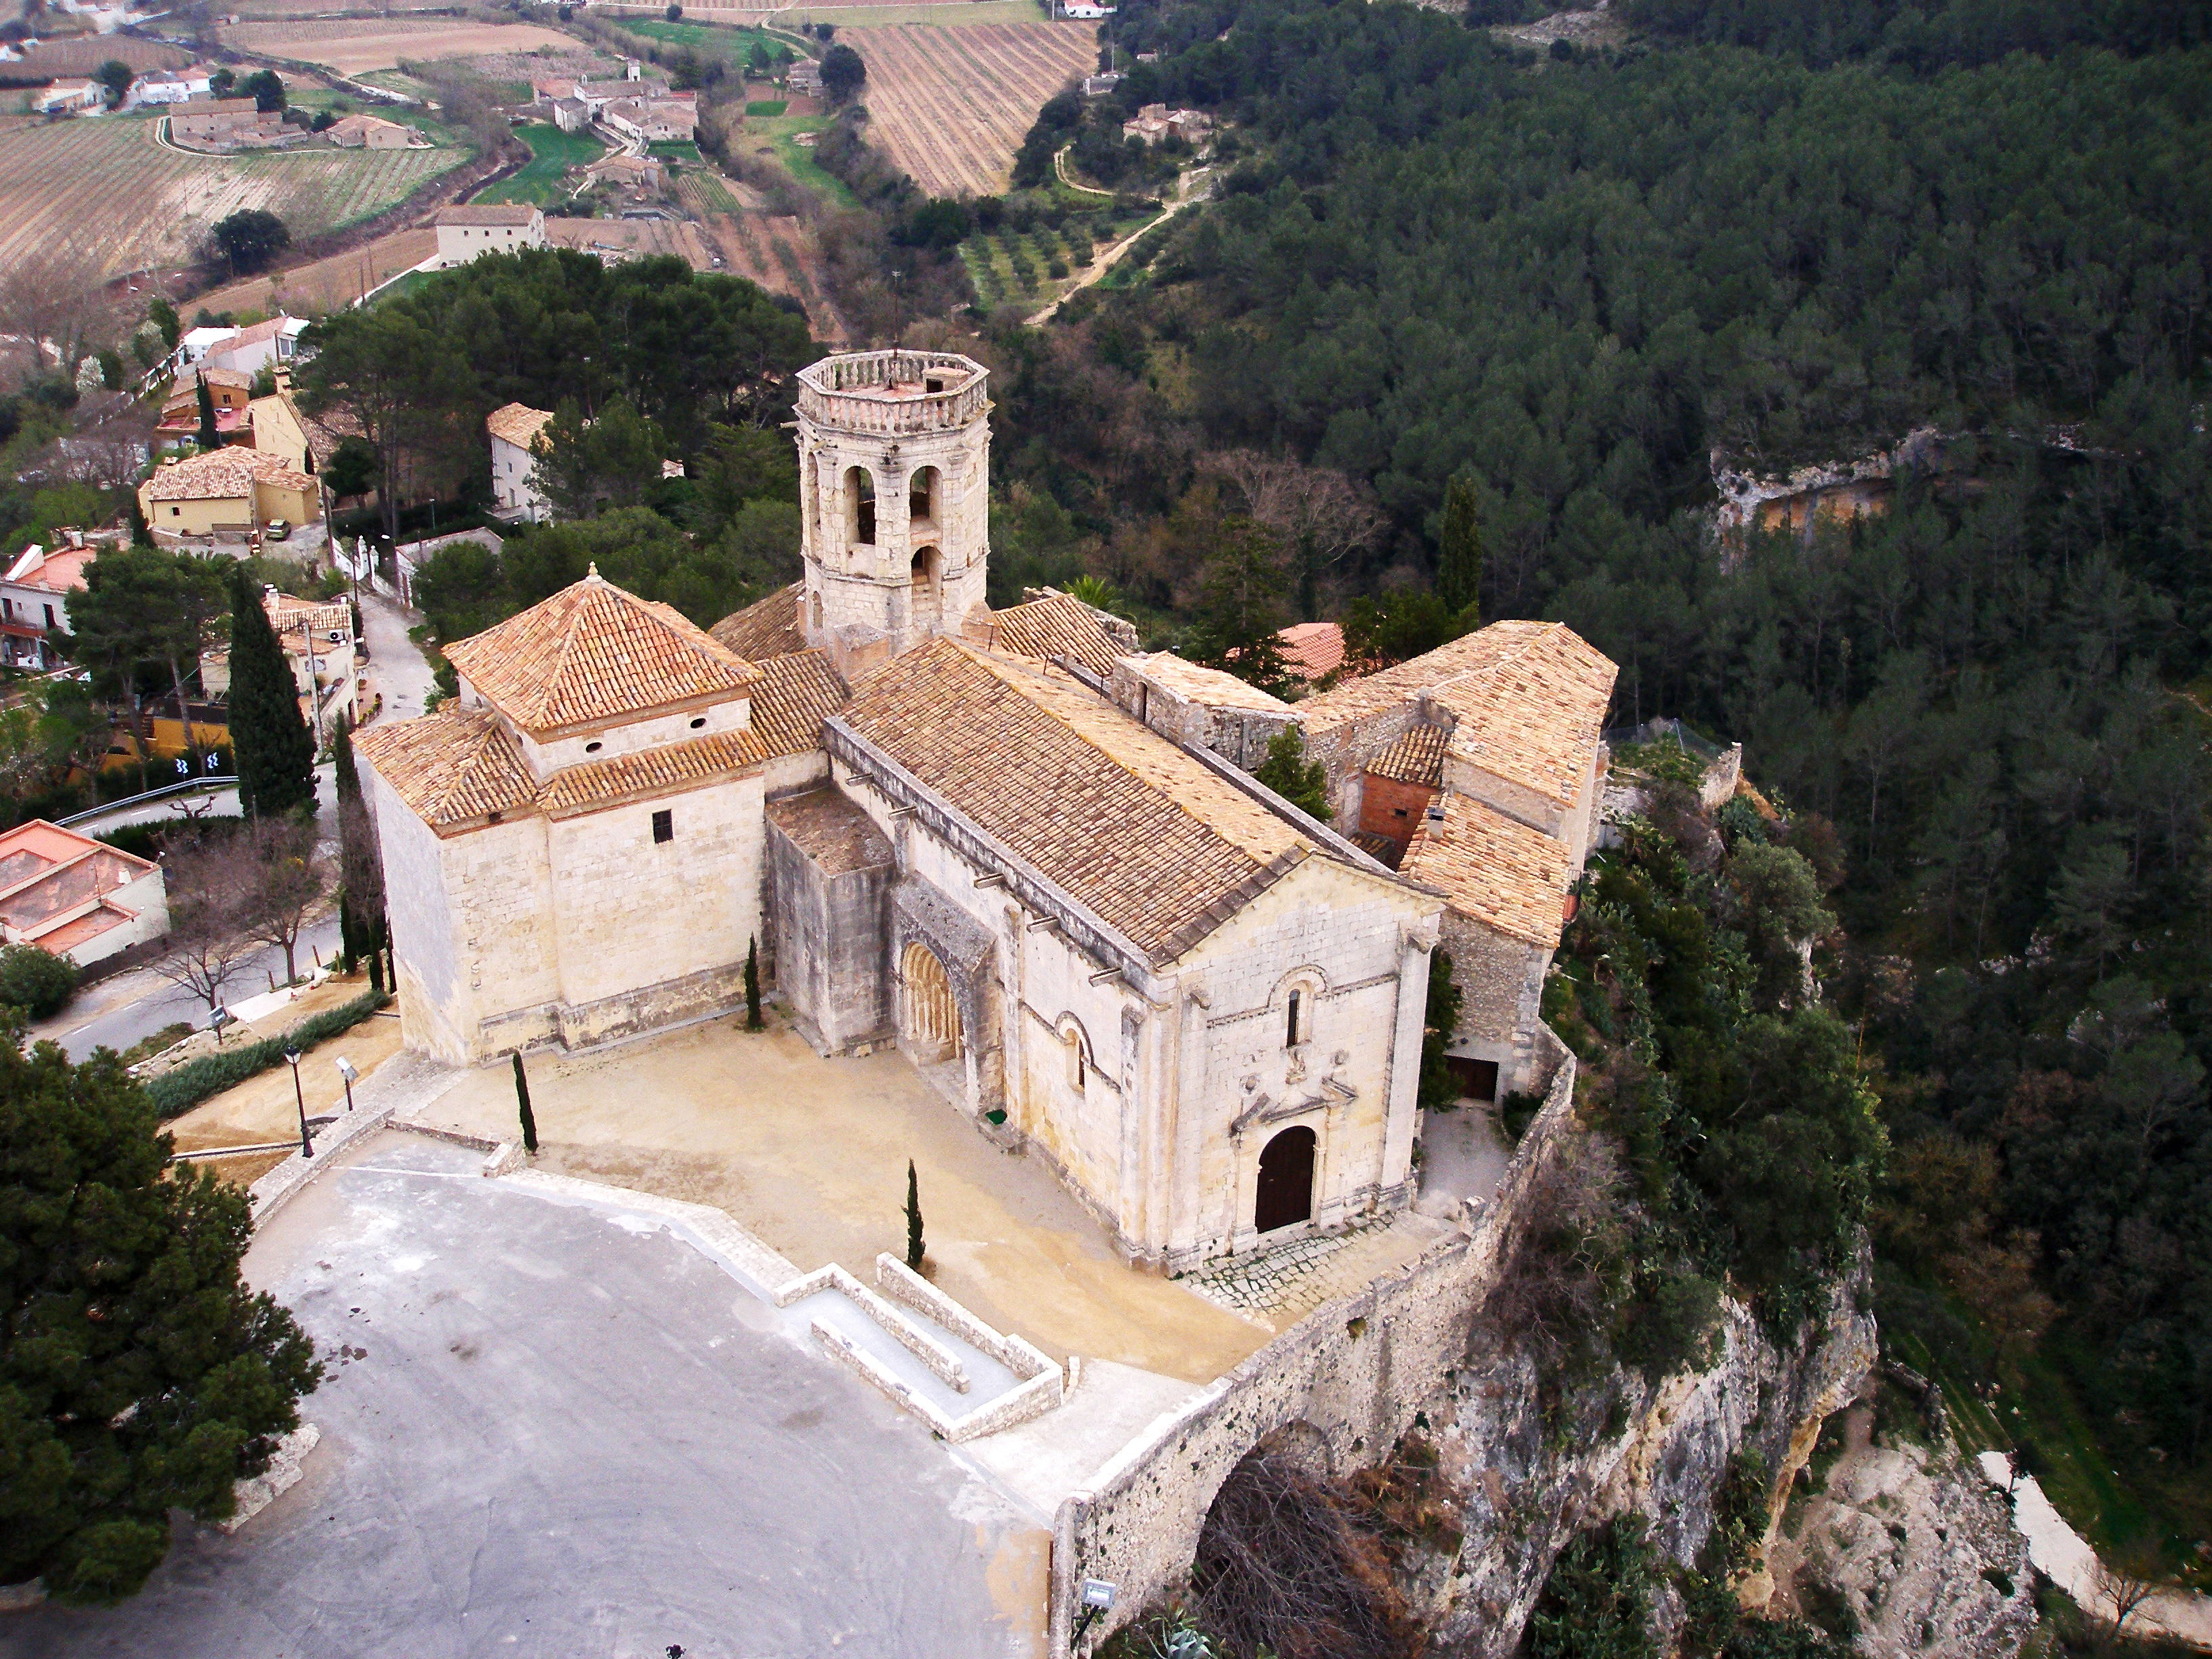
xmin=0 ymin=115 xmax=465 ymax=281
xmin=857 ymin=22 xmax=1096 ymax=197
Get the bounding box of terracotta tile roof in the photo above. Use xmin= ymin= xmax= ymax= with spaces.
xmin=1367 ymin=722 xmax=1448 ymax=787
xmin=443 ymin=569 xmax=757 ymax=735
xmin=437 ymin=203 xmax=541 ymax=227
xmin=1299 ymin=620 xmax=1616 ymax=808
xmin=1121 ymin=651 xmax=1292 ymax=713
xmin=838 ymin=638 xmax=1320 ymax=963
xmin=766 ymin=787 xmax=892 ymax=876
xmin=1278 ymin=621 xmax=1346 ymax=682
xmin=355 ymin=709 xmax=537 ymax=832
xmin=359 ymin=708 xmax=769 ymax=832
xmin=485 ymin=401 xmax=554 ymax=450
xmin=190 ymin=367 xmax=255 ymax=390
xmin=140 ymin=445 xmax=312 ymax=501
xmin=748 ymin=648 xmax=846 ymax=756
xmin=983 ymin=591 xmax=1124 ymax=678
xmin=537 ymin=728 xmax=766 ymax=817
xmin=710 ymin=582 xmax=807 ymax=662
xmin=2 ymin=544 xmax=94 ymax=595
xmin=1401 ymin=790 xmax=1572 ymax=949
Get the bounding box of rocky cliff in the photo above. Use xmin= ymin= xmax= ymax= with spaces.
xmin=1404 ymin=1271 xmax=1878 ymax=1654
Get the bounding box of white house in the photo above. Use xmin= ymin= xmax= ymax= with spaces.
xmin=35 ymin=79 xmax=104 ymax=114
xmin=134 ymin=63 xmax=218 ymax=104
xmin=0 ymin=539 xmax=94 ymax=669
xmin=487 ymin=403 xmax=554 ymax=523
xmin=434 ymin=203 xmax=548 ymax=266
xmin=0 ymin=819 xmax=169 ymax=968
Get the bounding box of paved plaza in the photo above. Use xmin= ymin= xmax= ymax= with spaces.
xmin=7 ymin=1132 xmax=1044 ymax=1659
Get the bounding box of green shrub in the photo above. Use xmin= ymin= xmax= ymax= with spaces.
xmin=0 ymin=943 xmax=80 ymax=1019
xmin=144 ymin=990 xmax=390 ymax=1118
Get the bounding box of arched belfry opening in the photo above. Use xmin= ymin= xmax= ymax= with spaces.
xmin=1255 ymin=1126 xmax=1316 ymax=1233
xmin=844 ymin=466 xmax=876 ymax=546
xmin=909 ymin=465 xmax=941 ymax=529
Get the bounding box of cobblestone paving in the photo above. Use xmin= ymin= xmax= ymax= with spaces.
xmin=1178 ymin=1212 xmax=1448 ymax=1326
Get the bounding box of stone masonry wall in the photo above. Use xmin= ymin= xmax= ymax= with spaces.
xmin=1049 ymin=1029 xmax=1582 ymax=1656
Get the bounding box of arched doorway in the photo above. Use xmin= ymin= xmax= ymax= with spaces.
xmin=910 ymin=546 xmax=941 ymax=631
xmin=1254 ymin=1126 xmax=1315 ymax=1233
xmin=900 ymin=942 xmax=960 ymax=1061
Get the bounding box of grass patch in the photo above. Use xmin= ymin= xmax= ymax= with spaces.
xmin=616 ymin=17 xmax=806 ymax=64
xmin=145 ymin=991 xmax=391 ymax=1120
xmin=745 ymin=98 xmax=787 ymax=117
xmin=648 ymin=139 xmax=702 ymax=162
xmin=474 ymin=121 xmax=605 ymax=205
xmin=742 ymin=111 xmax=854 ymax=210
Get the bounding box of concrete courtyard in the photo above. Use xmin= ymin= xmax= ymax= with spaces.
xmin=417 ymin=1015 xmax=1284 ymax=1382
xmin=8 ymin=1132 xmax=1045 ymax=1659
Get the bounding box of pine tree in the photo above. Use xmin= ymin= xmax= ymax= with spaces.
xmin=904 ymin=1159 xmax=924 ymax=1271
xmin=195 ymin=373 xmax=219 ymax=452
xmin=1253 ymin=726 xmax=1333 ymax=823
xmin=1436 ymin=474 xmax=1485 ymax=620
xmin=225 ymin=567 xmax=316 ymax=819
xmin=744 ymin=935 xmax=763 ymax=1031
xmin=513 ymin=1052 xmax=538 ymax=1153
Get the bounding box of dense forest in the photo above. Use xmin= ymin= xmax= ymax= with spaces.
xmin=988 ymin=0 xmax=2212 ymax=1580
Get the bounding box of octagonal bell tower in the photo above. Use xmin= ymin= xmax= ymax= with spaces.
xmin=794 ymin=350 xmax=991 ymax=678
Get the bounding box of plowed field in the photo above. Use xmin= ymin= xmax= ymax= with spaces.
xmin=0 ymin=115 xmax=464 ymax=281
xmin=218 ymin=18 xmax=579 ymax=75
xmin=686 ymin=187 xmax=850 ymax=345
xmin=854 ymin=22 xmax=1094 ymax=197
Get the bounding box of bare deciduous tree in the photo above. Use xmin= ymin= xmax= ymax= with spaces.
xmin=1200 ymin=450 xmax=1387 ymax=575
xmin=241 ymin=817 xmax=333 ymax=987
xmin=149 ymin=833 xmax=260 ymax=1016
xmin=0 ymin=241 xmax=121 ymax=383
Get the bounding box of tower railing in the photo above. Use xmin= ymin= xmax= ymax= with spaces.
xmin=796 ymin=350 xmax=990 ymax=434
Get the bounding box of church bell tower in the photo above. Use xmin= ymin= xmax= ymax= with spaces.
xmin=794 ymin=350 xmax=991 ymax=678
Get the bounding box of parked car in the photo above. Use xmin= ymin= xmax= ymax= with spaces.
xmin=264 ymin=518 xmax=290 ymax=542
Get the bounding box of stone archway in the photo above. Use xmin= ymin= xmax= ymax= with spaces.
xmin=1254 ymin=1125 xmax=1316 ymax=1234
xmin=900 ymin=941 xmax=960 ymax=1061
xmin=910 ymin=545 xmax=942 ymax=631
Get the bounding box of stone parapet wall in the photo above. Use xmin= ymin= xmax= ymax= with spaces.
xmin=1049 ymin=1027 xmax=1581 ymax=1655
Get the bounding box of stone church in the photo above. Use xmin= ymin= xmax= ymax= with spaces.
xmin=357 ymin=349 xmax=1616 ymax=1269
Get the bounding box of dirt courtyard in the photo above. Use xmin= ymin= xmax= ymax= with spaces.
xmin=415 ymin=1015 xmax=1275 ymax=1384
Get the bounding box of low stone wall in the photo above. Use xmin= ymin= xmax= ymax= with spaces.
xmin=1049 ymin=1031 xmax=1582 ymax=1654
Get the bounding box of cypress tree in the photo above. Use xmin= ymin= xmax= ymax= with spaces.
xmin=513 ymin=1053 xmax=538 ymax=1153
xmin=1436 ymin=474 xmax=1485 ymax=620
xmin=744 ymin=935 xmax=763 ymax=1030
xmin=195 ymin=373 xmax=219 ymax=451
xmin=225 ymin=567 xmax=316 ymax=818
xmin=904 ymin=1159 xmax=924 ymax=1271
xmin=368 ymin=946 xmax=384 ymax=995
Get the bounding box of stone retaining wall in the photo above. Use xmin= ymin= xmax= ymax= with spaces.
xmin=1048 ymin=1027 xmax=1582 ymax=1656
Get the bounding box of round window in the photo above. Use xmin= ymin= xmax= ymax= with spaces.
xmin=584 ymin=741 xmax=603 ymax=754
xmin=690 ymin=716 xmax=707 ymax=729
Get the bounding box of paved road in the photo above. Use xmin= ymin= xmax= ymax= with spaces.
xmin=35 ymin=916 xmax=346 ymax=1061
xmin=8 ymin=1133 xmax=1038 ymax=1659
xmin=37 ymin=590 xmax=436 ymax=1061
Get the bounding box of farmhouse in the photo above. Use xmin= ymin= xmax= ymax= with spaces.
xmin=600 ymin=94 xmax=696 ymax=143
xmin=582 ymin=149 xmax=663 ymax=196
xmin=0 ymin=819 xmax=168 ymax=968
xmin=786 ymin=60 xmax=822 ymax=95
xmin=0 ymin=539 xmax=94 ymax=670
xmin=34 ymin=79 xmax=103 ymax=115
xmin=133 ymin=63 xmax=218 ymax=104
xmin=137 ymin=446 xmax=319 ymax=541
xmin=435 ymin=203 xmax=547 ymax=265
xmin=169 ymin=96 xmax=283 ymax=146
xmin=198 ymin=314 xmax=310 ymax=377
xmin=1123 ymin=102 xmax=1212 ymax=145
xmin=356 ymin=348 xmax=1618 ymax=1274
xmin=546 ymin=94 xmax=590 ymax=132
xmin=325 ymin=112 xmax=418 ymax=148
xmin=486 ymin=402 xmax=554 ymax=523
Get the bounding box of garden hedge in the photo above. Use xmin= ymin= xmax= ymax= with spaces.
xmin=145 ymin=989 xmax=392 ymax=1120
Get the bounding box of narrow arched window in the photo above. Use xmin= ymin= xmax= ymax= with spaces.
xmin=1286 ymin=989 xmax=1303 ymax=1049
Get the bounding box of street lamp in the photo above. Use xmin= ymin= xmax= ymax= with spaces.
xmin=284 ymin=1046 xmax=312 ymax=1158
xmin=335 ymin=1054 xmax=358 ymax=1113
xmin=209 ymin=1005 xmax=232 ymax=1045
